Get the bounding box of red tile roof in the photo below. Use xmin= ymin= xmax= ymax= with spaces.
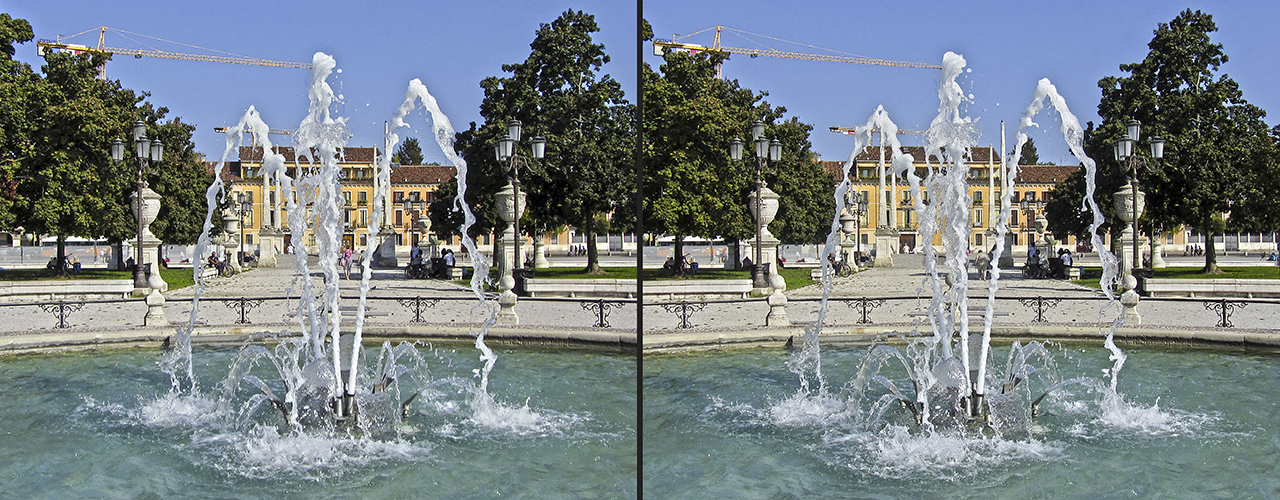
xmin=391 ymin=165 xmax=456 ymax=185
xmin=1011 ymin=165 xmax=1080 ymax=184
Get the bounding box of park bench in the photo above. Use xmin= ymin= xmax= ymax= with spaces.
xmin=1144 ymin=278 xmax=1280 ymax=299
xmin=0 ymin=279 xmax=134 ymax=301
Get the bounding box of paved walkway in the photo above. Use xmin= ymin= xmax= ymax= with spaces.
xmin=2 ymin=252 xmax=1275 ymax=350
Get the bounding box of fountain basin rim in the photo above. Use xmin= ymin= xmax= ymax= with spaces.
xmin=644 ymin=324 xmax=1280 ymax=354
xmin=0 ymin=324 xmax=636 ymax=356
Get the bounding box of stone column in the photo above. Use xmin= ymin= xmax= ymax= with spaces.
xmin=131 ymin=186 xmax=166 ymax=295
xmin=748 ymin=183 xmax=781 ymax=295
xmin=495 ymin=181 xmax=525 ymax=324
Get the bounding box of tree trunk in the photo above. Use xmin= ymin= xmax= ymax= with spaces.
xmin=673 ymin=236 xmax=685 ymax=278
xmin=55 ymin=235 xmax=68 ymax=277
xmin=1202 ymin=217 xmax=1222 ymax=274
xmin=583 ymin=217 xmax=605 ymax=275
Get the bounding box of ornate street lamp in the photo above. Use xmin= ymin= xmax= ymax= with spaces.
xmin=111 ymin=120 xmax=163 ymax=291
xmin=1113 ymin=119 xmax=1164 ymax=293
xmin=234 ymin=193 xmax=252 ymax=265
xmin=730 ymin=120 xmax=782 ymax=290
xmin=493 ymin=120 xmax=545 ymax=280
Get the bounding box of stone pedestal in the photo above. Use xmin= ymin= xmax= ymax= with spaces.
xmin=257 ymin=227 xmax=279 ymax=268
xmin=376 ymin=227 xmax=398 ymax=268
xmin=1121 ymin=289 xmax=1141 ymax=325
xmin=765 ymin=274 xmax=789 ymax=327
xmin=131 ymin=186 xmax=166 ymax=295
xmin=144 ymin=272 xmax=167 ymax=327
xmin=533 ymin=240 xmax=550 ymax=269
xmin=748 ymin=184 xmax=781 ymax=294
xmin=1113 ymin=184 xmax=1145 ymax=291
xmin=1152 ymin=238 xmax=1167 ymax=268
xmin=874 ymin=228 xmax=898 ymax=267
xmin=998 ymin=232 xmax=1016 ymax=269
xmin=222 ymin=212 xmax=242 ymax=274
xmin=839 ymin=209 xmax=858 ymax=269
xmin=495 ymin=182 xmax=525 ymax=324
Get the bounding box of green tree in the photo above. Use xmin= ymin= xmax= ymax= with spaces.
xmin=1092 ymin=9 xmax=1274 ymax=274
xmin=1018 ymin=137 xmax=1041 ymax=166
xmin=392 ymin=137 xmax=424 ymax=165
xmin=644 ymin=41 xmax=827 ymax=269
xmin=441 ymin=10 xmax=633 ymax=274
xmin=0 ymin=16 xmax=212 ymax=274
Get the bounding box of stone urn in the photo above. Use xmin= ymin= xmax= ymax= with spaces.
xmin=747 ymin=183 xmax=780 ymax=240
xmin=1112 ymin=183 xmax=1146 ymax=290
xmin=130 ymin=186 xmax=162 ymax=242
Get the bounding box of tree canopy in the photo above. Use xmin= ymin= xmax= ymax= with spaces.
xmin=0 ymin=14 xmax=213 ymax=273
xmin=392 ymin=137 xmax=424 ymax=165
xmin=432 ymin=9 xmax=633 ymax=273
xmin=1051 ymin=9 xmax=1276 ymax=274
xmin=642 ymin=40 xmax=832 ymax=265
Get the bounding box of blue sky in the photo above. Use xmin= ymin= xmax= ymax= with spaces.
xmin=5 ymin=0 xmax=637 ymax=163
xmin=5 ymin=1 xmax=1278 ymax=166
xmin=644 ymin=0 xmax=1280 ymax=165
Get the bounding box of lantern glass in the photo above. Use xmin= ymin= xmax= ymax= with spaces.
xmin=729 ymin=137 xmax=742 ymax=161
xmin=1123 ymin=137 xmax=1134 ymax=159
xmin=241 ymin=200 xmax=252 ymax=213
xmin=768 ymin=139 xmax=782 ymax=162
xmin=508 ymin=119 xmax=522 ymax=143
xmin=135 ymin=135 xmax=148 ymax=159
xmin=503 ymin=136 xmax=515 ymax=160
xmin=531 ymin=136 xmax=546 ymax=159
xmin=150 ymin=139 xmax=163 ymax=162
xmin=1113 ymin=140 xmax=1124 ymax=161
xmin=494 ymin=142 xmax=503 ymax=162
xmin=111 ymin=138 xmax=124 ymax=161
xmin=132 ymin=121 xmax=147 ymax=142
xmin=1149 ymin=136 xmax=1165 ymax=159
xmin=755 ymin=137 xmax=768 ymax=159
xmin=1126 ymin=119 xmax=1141 ymax=142
xmin=750 ymin=120 xmax=765 ymax=141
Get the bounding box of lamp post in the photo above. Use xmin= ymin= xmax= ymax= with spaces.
xmin=730 ymin=120 xmax=782 ymax=291
xmin=111 ymin=120 xmax=163 ymax=291
xmin=234 ymin=194 xmax=252 ymax=266
xmin=855 ymin=198 xmax=869 ymax=266
xmin=1113 ymin=119 xmax=1164 ymax=292
xmin=494 ymin=119 xmax=545 ymax=280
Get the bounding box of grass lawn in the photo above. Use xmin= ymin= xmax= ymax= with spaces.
xmin=1076 ymin=266 xmax=1279 ymax=290
xmin=0 ymin=266 xmax=202 ymax=291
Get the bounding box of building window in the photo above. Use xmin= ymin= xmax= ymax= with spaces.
xmin=246 ymin=234 xmax=254 ymax=245
xmin=394 ymin=191 xmax=405 ymax=203
xmin=975 ymin=233 xmax=983 ymax=246
xmin=360 ymin=234 xmax=368 ymax=246
xmin=1026 ymin=191 xmax=1037 ymax=202
xmin=359 ymin=209 xmax=368 ymax=228
xmin=358 ymin=191 xmax=368 ymax=205
xmin=974 ymin=208 xmax=983 ymax=226
xmin=396 ymin=233 xmax=403 ymax=245
xmin=343 ymin=191 xmax=352 ymax=206
xmin=1011 ymin=210 xmax=1019 ymax=226
xmin=395 ymin=210 xmax=403 ymax=227
xmin=973 ymin=190 xmax=983 ymax=204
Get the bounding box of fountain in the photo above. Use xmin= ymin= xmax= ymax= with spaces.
xmin=0 ymin=52 xmax=633 ymax=496
xmin=642 ymin=51 xmax=1276 ymax=495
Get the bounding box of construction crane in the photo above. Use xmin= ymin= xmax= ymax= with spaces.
xmin=829 ymin=126 xmax=925 ymax=136
xmin=35 ymin=26 xmax=312 ymax=72
xmin=213 ymin=127 xmax=294 ymax=136
xmin=653 ymin=25 xmax=941 ymax=77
